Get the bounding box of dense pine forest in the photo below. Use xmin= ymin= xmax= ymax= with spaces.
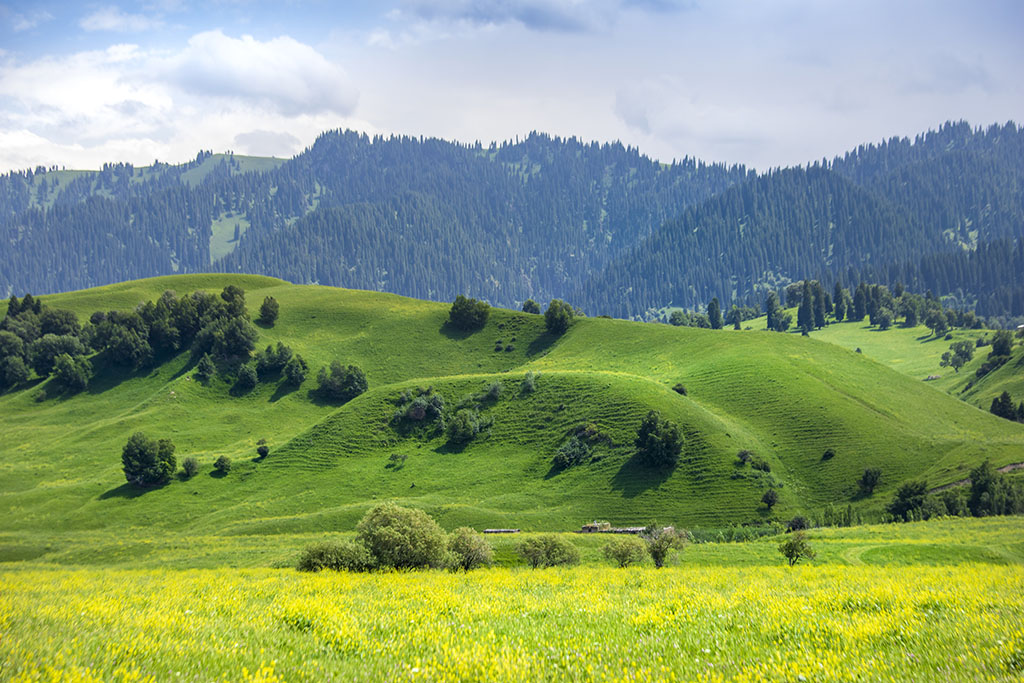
xmin=1 ymin=121 xmax=1022 ymax=322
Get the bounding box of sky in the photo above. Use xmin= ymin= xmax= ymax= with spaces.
xmin=0 ymin=0 xmax=1021 ymax=172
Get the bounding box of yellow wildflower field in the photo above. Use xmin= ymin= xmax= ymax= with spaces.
xmin=2 ymin=565 xmax=1023 ymax=681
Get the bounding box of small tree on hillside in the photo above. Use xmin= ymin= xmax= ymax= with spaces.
xmin=214 ymin=455 xmax=232 ymax=474
xmin=521 ymin=299 xmax=541 ymax=314
xmin=257 ymin=296 xmax=279 ymax=325
xmin=195 ymin=352 xmax=216 ymax=382
xmin=634 ymin=410 xmax=683 ymax=468
xmin=122 ymin=432 xmax=176 ymax=487
xmin=449 ymin=295 xmax=490 ymax=330
xmin=761 ymin=488 xmax=778 ymax=509
xmin=940 ymin=340 xmax=974 ymax=373
xmin=707 ymin=297 xmax=723 ymax=330
xmin=317 ymin=361 xmax=367 ymax=402
xmin=859 ymin=467 xmax=881 ymax=494
xmin=544 ymin=299 xmax=575 ymax=335
xmin=778 ymin=531 xmax=816 ymax=566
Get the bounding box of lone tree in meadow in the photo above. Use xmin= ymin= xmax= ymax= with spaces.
xmin=641 ymin=525 xmax=686 ymax=568
xmin=778 ymin=531 xmax=816 ymax=566
xmin=448 ymin=295 xmax=490 ymax=331
xmin=761 ymin=488 xmax=778 ymax=509
xmin=707 ymin=297 xmax=723 ymax=330
xmin=317 ymin=361 xmax=368 ymax=402
xmin=521 ymin=299 xmax=541 ymax=314
xmin=122 ymin=432 xmax=176 ymax=487
xmin=257 ymin=296 xmax=279 ymax=325
xmin=544 ymin=299 xmax=575 ymax=335
xmin=634 ymin=410 xmax=683 ymax=468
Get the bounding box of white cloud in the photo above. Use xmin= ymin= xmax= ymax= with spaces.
xmin=13 ymin=10 xmax=54 ymax=32
xmin=0 ymin=32 xmax=358 ymax=171
xmin=160 ymin=30 xmax=357 ymax=116
xmin=233 ymin=129 xmax=302 ymax=157
xmin=80 ymin=6 xmax=163 ymax=32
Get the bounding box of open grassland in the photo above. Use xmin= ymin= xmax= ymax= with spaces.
xmin=2 ymin=561 xmax=1023 ymax=681
xmin=1 ymin=275 xmax=1022 ymax=549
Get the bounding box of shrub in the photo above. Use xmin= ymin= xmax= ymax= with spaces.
xmin=553 ymin=436 xmax=591 ymax=470
xmin=317 ymin=361 xmax=368 ymax=402
xmin=446 ymin=408 xmax=481 ymax=445
xmin=603 ymin=536 xmax=646 ymax=568
xmin=520 ymin=371 xmax=538 ymax=394
xmin=634 ymin=410 xmax=683 ymax=468
xmin=283 ymin=354 xmax=309 ymax=386
xmin=484 ymin=381 xmax=503 ymax=401
xmin=194 ymin=353 xmax=216 ymax=382
xmin=736 ymin=450 xmax=753 ymax=464
xmin=448 ymin=527 xmax=494 ymax=571
xmin=448 ymin=295 xmax=490 ymax=330
xmin=517 ymin=535 xmax=580 ymax=568
xmin=672 ymin=383 xmax=687 ymax=395
xmin=296 ymin=541 xmax=373 ymax=572
xmin=257 ymin=296 xmax=279 ymax=325
xmin=778 ymin=530 xmax=816 ymax=566
xmin=235 ymin=363 xmax=258 ymax=391
xmin=122 ymin=432 xmax=176 ymax=487
xmin=751 ymin=458 xmax=771 ymax=472
xmin=356 ymin=502 xmax=450 ymax=569
xmin=181 ymin=456 xmax=200 ymax=479
xmin=256 ymin=445 xmax=269 ymax=459
xmin=522 ymin=299 xmax=541 ymax=314
xmin=786 ymin=516 xmax=809 ymax=532
xmin=214 ymin=455 xmax=232 ymax=474
xmin=642 ymin=526 xmax=686 ymax=568
xmin=761 ymin=488 xmax=778 ymax=509
xmin=859 ymin=467 xmax=881 ymax=494
xmin=821 ymin=447 xmax=836 ymax=461
xmin=544 ymin=299 xmax=575 ymax=335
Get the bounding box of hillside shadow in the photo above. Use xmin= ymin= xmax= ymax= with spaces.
xmin=526 ymin=331 xmax=559 ymax=357
xmin=98 ymin=482 xmax=157 ymax=500
xmin=439 ymin=321 xmax=478 ymax=341
xmin=610 ymin=453 xmax=674 ymax=498
xmin=269 ymin=380 xmax=300 ymax=402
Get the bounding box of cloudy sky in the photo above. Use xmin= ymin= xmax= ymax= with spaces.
xmin=0 ymin=0 xmax=1020 ymax=172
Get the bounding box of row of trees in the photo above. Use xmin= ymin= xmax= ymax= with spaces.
xmin=888 ymin=461 xmax=1024 ymax=521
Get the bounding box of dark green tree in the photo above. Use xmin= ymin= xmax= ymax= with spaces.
xmin=778 ymin=531 xmax=816 ymax=566
xmin=220 ymin=285 xmax=247 ymax=318
xmin=634 ymin=410 xmax=683 ymax=468
xmin=852 ymin=284 xmax=868 ymax=321
xmin=761 ymin=488 xmax=778 ymax=509
xmin=1 ymin=356 xmax=30 ymax=388
xmin=448 ymin=295 xmax=490 ymax=330
xmin=797 ymin=281 xmax=813 ymax=332
xmin=544 ymin=299 xmax=575 ymax=335
xmin=990 ymin=391 xmax=1016 ymax=420
xmin=283 ymin=354 xmax=309 ymax=386
xmin=888 ymin=480 xmax=928 ymax=521
xmin=29 ymin=334 xmax=86 ymax=376
xmin=521 ymin=299 xmax=541 ymax=314
xmin=317 ymin=361 xmax=368 ymax=402
xmin=990 ymin=330 xmax=1013 ymax=357
xmin=257 ymin=296 xmax=279 ymax=325
xmin=707 ymin=297 xmax=723 ymax=329
xmin=235 ymin=363 xmax=258 ymax=391
xmin=51 ymin=353 xmax=92 ymax=392
xmin=812 ymin=281 xmax=826 ymax=328
xmin=195 ymin=353 xmax=216 ymax=382
xmin=859 ymin=467 xmax=882 ymax=494
xmin=122 ymin=432 xmax=176 ymax=487
xmin=940 ymin=341 xmax=974 ymax=373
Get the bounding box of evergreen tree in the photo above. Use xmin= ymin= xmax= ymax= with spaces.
xmin=812 ymin=281 xmax=826 ymax=328
xmin=833 ymin=285 xmax=847 ymax=322
xmin=797 ymin=281 xmax=813 ymax=333
xmin=257 ymin=296 xmax=279 ymax=325
xmin=707 ymin=297 xmax=723 ymax=329
xmin=990 ymin=391 xmax=1016 ymax=420
xmin=852 ymin=284 xmax=868 ymax=321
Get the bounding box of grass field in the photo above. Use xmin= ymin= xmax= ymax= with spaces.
xmin=3 ymin=523 xmax=1024 ymax=681
xmin=1 ymin=275 xmax=1022 ymax=557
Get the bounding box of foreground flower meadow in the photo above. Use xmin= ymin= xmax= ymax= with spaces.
xmin=2 ymin=565 xmax=1023 ymax=681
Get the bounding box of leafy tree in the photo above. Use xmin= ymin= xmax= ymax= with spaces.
xmin=448 ymin=294 xmax=490 ymax=330
xmin=193 ymin=316 xmax=258 ymax=359
xmin=634 ymin=410 xmax=683 ymax=468
xmin=544 ymin=299 xmax=575 ymax=335
xmin=553 ymin=436 xmax=591 ymax=469
xmin=296 ymin=541 xmax=373 ymax=572
xmin=39 ymin=309 xmax=81 ymax=337
xmin=990 ymin=330 xmax=1013 ymax=357
xmin=255 ymin=342 xmax=293 ymax=375
xmin=107 ymin=327 xmax=153 ymax=368
xmin=214 ymin=455 xmax=232 ymax=474
xmin=256 ymin=444 xmax=270 ymax=458
xmin=924 ymin=309 xmax=949 ymax=337
xmin=1 ymin=356 xmax=30 ymax=388
xmin=707 ymin=297 xmax=723 ymax=329
xmin=257 ymin=296 xmax=279 ymax=325
xmin=181 ymin=456 xmax=199 ymax=479
xmin=888 ymin=480 xmax=928 ymax=521
xmin=641 ymin=525 xmax=686 ymax=568
xmin=122 ymin=432 xmax=176 ymax=487
xmin=194 ymin=353 xmax=216 ymax=382
xmin=859 ymin=467 xmax=882 ymax=494
xmin=220 ymin=285 xmax=247 ymax=318
xmin=51 ymin=353 xmax=92 ymax=392
xmin=940 ymin=340 xmax=974 ymax=373
xmin=761 ymin=488 xmax=778 ymax=509
xmin=446 ymin=408 xmax=481 ymax=445
xmin=283 ymin=354 xmax=309 ymax=386
xmin=356 ymin=502 xmax=450 ymax=569
xmin=603 ymin=536 xmax=646 ymax=567
xmin=317 ymin=361 xmax=367 ymax=402
xmin=517 ymin=534 xmax=580 ymax=568
xmin=447 ymin=527 xmax=494 ymax=571
xmin=0 ymin=330 xmax=25 ymax=361
xmin=29 ymin=334 xmax=86 ymax=376
xmin=990 ymin=391 xmax=1016 ymax=420
xmin=778 ymin=531 xmax=816 ymax=566
xmin=875 ymin=307 xmax=894 ymax=330
xmin=521 ymin=299 xmax=541 ymax=314
xmin=235 ymin=363 xmax=258 ymax=391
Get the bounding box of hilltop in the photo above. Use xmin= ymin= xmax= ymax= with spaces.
xmin=1 ymin=275 xmax=1021 ymax=559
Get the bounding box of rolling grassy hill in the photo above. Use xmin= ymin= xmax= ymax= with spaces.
xmin=1 ymin=275 xmax=1022 ymax=556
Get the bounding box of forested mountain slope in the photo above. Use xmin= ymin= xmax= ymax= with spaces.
xmin=1 ymin=122 xmax=1021 ymax=319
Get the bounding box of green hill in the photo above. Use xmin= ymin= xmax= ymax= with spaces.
xmin=1 ymin=275 xmax=1022 ymax=557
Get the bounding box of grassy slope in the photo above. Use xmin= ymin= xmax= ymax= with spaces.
xmin=1 ymin=275 xmax=1023 ymax=548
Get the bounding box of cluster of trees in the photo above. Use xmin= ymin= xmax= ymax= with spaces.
xmin=634 ymin=411 xmax=684 ymax=468
xmin=990 ymin=391 xmax=1024 ymax=422
xmin=316 ymin=361 xmax=367 ymax=402
xmin=297 ymin=503 xmax=494 ymax=572
xmin=1 ymin=293 xmax=91 ymax=394
xmin=887 ymin=461 xmax=1024 ymax=522
xmin=390 ymin=381 xmax=504 ymax=447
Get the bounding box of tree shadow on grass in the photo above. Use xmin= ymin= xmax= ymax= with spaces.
xmin=438 ymin=321 xmax=479 ymax=341
xmin=610 ymin=452 xmax=674 ymax=498
xmin=98 ymin=482 xmax=159 ymax=500
xmin=269 ymin=380 xmax=300 ymax=403
xmin=526 ymin=331 xmax=559 ymax=358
